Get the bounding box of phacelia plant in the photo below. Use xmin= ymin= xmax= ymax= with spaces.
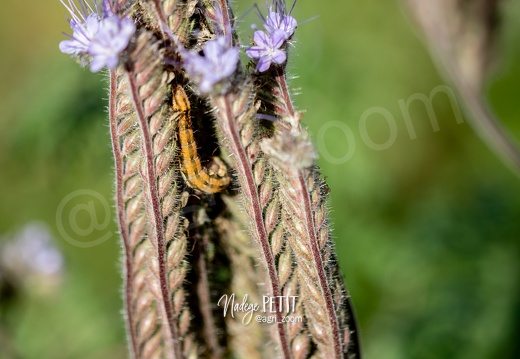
xmin=59 ymin=0 xmax=361 ymax=358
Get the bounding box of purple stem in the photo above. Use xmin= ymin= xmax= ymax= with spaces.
xmin=109 ymin=70 xmax=139 ymax=359
xmin=217 ymin=95 xmax=292 ymax=359
xmin=275 ymin=67 xmax=343 ymax=358
xmin=126 ymin=69 xmax=181 ymax=359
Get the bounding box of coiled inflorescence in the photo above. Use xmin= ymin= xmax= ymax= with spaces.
xmin=58 ymin=1 xmax=359 ymax=358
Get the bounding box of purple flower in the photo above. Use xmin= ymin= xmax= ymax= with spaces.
xmin=246 ymin=1 xmax=297 ymax=72
xmin=264 ymin=8 xmax=297 ymax=40
xmin=88 ymin=16 xmax=135 ymax=72
xmin=1 ymin=222 xmax=64 ymax=277
xmin=183 ymin=37 xmax=239 ymax=93
xmin=59 ymin=0 xmax=135 ymax=72
xmin=256 ymin=0 xmax=297 ymax=40
xmin=59 ymin=13 xmax=101 ymax=55
xmin=246 ymin=30 xmax=287 ymax=72
xmin=59 ymin=1 xmax=101 ymax=55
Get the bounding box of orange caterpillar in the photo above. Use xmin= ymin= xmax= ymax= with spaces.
xmin=172 ymin=86 xmax=230 ymax=194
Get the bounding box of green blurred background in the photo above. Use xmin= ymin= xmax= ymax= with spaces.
xmin=1 ymin=1 xmax=519 ymax=358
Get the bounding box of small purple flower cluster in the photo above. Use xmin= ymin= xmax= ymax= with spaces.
xmin=59 ymin=0 xmax=299 ymax=91
xmin=182 ymin=37 xmax=239 ymax=93
xmin=59 ymin=0 xmax=135 ymax=72
xmin=246 ymin=0 xmax=297 ymax=72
